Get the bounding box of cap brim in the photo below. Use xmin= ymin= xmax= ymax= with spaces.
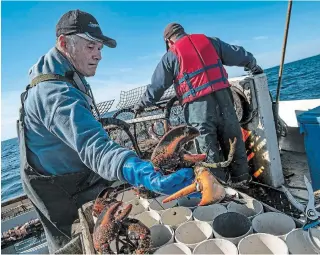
xmin=77 ymin=32 xmax=117 ymax=48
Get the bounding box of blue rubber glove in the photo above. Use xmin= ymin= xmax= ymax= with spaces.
xmin=122 ymin=156 xmax=200 ymax=196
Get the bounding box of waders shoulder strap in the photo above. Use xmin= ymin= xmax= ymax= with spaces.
xmin=27 ymin=72 xmax=102 ymax=121
xmin=29 ymin=73 xmax=75 ymax=88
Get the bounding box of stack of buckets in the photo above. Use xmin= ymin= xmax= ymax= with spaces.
xmin=109 ymin=188 xmax=320 ymax=254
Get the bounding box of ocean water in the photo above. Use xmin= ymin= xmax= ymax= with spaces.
xmin=2 ymin=54 xmax=320 ymax=202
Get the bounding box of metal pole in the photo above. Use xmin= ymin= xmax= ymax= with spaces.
xmin=274 ymin=0 xmax=293 ymax=127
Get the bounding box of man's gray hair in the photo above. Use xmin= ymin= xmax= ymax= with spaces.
xmin=56 ymin=34 xmax=82 ymax=53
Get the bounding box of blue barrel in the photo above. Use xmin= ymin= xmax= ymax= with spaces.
xmin=297 ymin=106 xmax=320 ymax=193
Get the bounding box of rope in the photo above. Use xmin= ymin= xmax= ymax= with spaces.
xmin=274 ymin=0 xmax=293 ymax=136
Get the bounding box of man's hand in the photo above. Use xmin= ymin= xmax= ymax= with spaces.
xmin=251 ymin=65 xmax=264 ymax=75
xmin=244 ymin=65 xmax=263 ymax=75
xmin=121 ymin=156 xmax=198 ymax=196
xmin=245 ymin=65 xmax=263 ymax=75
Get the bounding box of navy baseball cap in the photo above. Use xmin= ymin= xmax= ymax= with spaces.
xmin=56 ymin=9 xmax=117 ymax=48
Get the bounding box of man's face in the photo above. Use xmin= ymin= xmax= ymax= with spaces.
xmin=67 ymin=36 xmax=103 ymax=77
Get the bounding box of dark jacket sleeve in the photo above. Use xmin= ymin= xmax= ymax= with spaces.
xmin=208 ymin=37 xmax=258 ymax=70
xmin=138 ymin=51 xmax=179 ymax=107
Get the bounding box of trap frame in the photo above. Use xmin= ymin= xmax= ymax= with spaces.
xmin=101 ymin=85 xmax=186 ymax=159
xmin=101 ymin=84 xmax=247 ymax=160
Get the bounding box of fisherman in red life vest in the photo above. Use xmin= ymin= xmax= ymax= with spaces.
xmin=135 ymin=23 xmax=264 ymax=186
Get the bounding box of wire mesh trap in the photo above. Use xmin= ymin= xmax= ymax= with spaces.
xmin=110 ymin=94 xmax=185 ymax=160
xmin=115 ymin=85 xmax=176 ymax=110
xmin=92 ymin=99 xmax=115 ymax=118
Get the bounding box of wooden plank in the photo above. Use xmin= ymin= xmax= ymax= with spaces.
xmin=78 ymin=207 xmax=95 ymax=254
xmin=79 ymin=234 xmax=86 ymax=255
xmin=82 ymin=201 xmax=95 ymax=233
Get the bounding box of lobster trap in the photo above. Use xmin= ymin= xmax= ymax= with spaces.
xmin=99 ymin=80 xmax=252 ymax=162
xmin=92 ymin=99 xmax=115 ymax=118
xmin=102 ymin=85 xmax=187 ymax=160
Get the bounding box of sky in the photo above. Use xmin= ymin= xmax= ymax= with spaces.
xmin=1 ymin=1 xmax=320 ymax=141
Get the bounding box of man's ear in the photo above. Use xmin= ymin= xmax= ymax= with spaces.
xmin=57 ymin=35 xmax=67 ymax=51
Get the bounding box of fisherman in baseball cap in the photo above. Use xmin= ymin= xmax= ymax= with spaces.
xmin=163 ymin=22 xmax=186 ymax=51
xmin=56 ymin=9 xmax=117 ymax=48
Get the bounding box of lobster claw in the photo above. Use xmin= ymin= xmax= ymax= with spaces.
xmin=100 ymin=201 xmax=132 ymax=227
xmin=194 ymin=167 xmax=226 ymax=205
xmin=151 ymin=125 xmax=204 ymax=171
xmin=92 ymin=187 xmax=117 ymax=219
xmin=162 ymin=167 xmax=226 ymax=206
xmin=93 ymin=202 xmax=132 ymax=254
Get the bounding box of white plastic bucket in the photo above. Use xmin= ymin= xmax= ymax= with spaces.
xmin=238 ymin=233 xmax=289 ymax=254
xmin=153 ymin=242 xmax=192 ymax=254
xmin=227 ymin=198 xmax=263 ymax=219
xmin=148 ymin=195 xmax=177 ymax=215
xmin=116 ymin=189 xmax=137 ymax=202
xmin=212 ymin=212 xmax=253 ymax=245
xmin=309 ymin=228 xmax=320 ymax=254
xmin=175 ymin=221 xmax=213 ymax=249
xmin=160 ymin=206 xmax=193 ymax=229
xmin=252 ymin=212 xmax=296 ymax=240
xmin=123 ymin=198 xmax=149 ymax=216
xmin=285 ymin=228 xmax=319 ymax=254
xmin=150 ymin=224 xmax=174 ymax=252
xmin=193 ymin=238 xmax=239 ymax=255
xmin=177 ymin=197 xmax=201 ymax=210
xmin=134 ymin=211 xmax=161 ymax=228
xmin=193 ymin=204 xmax=227 ymax=225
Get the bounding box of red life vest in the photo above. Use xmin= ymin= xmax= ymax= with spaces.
xmin=169 ymin=34 xmax=230 ymax=104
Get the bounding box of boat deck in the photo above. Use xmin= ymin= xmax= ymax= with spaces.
xmin=281 ymin=150 xmax=311 ymax=200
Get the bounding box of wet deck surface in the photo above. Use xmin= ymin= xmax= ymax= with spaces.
xmin=281 ymin=150 xmax=310 ymax=200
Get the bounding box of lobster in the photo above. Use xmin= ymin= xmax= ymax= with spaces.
xmin=92 ymin=187 xmax=152 ymax=254
xmin=150 ymin=124 xmax=237 ymax=206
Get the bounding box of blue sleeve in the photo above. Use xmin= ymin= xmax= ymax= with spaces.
xmin=39 ymin=82 xmax=137 ymax=181
xmin=139 ymin=51 xmax=179 ymax=107
xmin=208 ymin=37 xmax=258 ymax=69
